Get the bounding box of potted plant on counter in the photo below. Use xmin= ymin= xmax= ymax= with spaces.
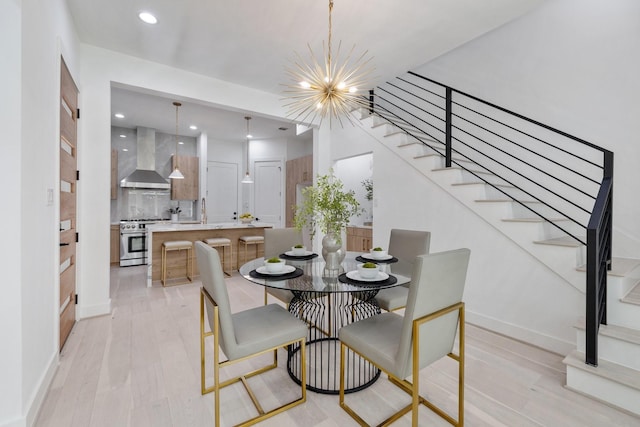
xmin=294 ymin=169 xmax=361 ymax=270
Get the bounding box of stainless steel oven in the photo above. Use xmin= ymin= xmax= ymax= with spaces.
xmin=120 ymin=221 xmax=149 ymax=266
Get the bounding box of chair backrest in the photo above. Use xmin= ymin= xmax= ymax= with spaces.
xmin=388 ymin=229 xmax=431 ymax=277
xmin=264 ymin=228 xmax=303 ymax=259
xmin=195 ymin=241 xmax=238 ymax=357
xmin=394 ymin=248 xmax=470 ymax=379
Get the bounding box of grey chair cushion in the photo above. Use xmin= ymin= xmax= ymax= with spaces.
xmin=374 ymin=286 xmax=409 ymax=312
xmin=339 ymin=312 xmax=404 ymax=376
xmin=341 ymin=248 xmax=470 ymax=380
xmin=266 ymin=287 xmax=294 ymax=305
xmin=264 ymin=228 xmax=303 ymax=304
xmin=195 ymin=241 xmax=307 ymax=361
xmin=231 ymin=304 xmax=307 ymax=360
xmin=374 ymin=229 xmax=431 ymax=311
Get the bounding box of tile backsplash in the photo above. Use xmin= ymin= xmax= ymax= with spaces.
xmin=111 ymin=126 xmax=197 ymax=222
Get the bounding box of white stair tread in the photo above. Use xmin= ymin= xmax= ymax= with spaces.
xmin=622 ymin=280 xmax=640 ymax=305
xmin=502 ymin=217 xmax=568 ymax=223
xmin=475 ymin=199 xmax=539 ymax=203
xmin=432 ymin=167 xmax=493 ymax=175
xmin=576 ymin=257 xmax=640 ymax=277
xmin=396 ymin=141 xmax=421 ymax=147
xmin=534 ymin=236 xmax=583 ymax=248
xmin=451 ymin=182 xmax=514 ymax=188
xmin=574 ymin=320 xmax=640 ymax=346
xmin=564 ymin=349 xmax=640 ymax=391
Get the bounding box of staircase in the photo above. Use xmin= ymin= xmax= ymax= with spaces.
xmin=350 ymin=78 xmax=640 ymax=415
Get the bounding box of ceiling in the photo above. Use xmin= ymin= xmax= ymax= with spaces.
xmin=66 ymin=0 xmax=543 ymax=141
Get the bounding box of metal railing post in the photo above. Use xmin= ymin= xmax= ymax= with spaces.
xmin=369 ymin=89 xmax=375 ymax=115
xmin=445 ymin=87 xmax=452 ymax=167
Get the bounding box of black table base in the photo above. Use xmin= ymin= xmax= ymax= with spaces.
xmin=287 ymin=290 xmax=381 ymax=394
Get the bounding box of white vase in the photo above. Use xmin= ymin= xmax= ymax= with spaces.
xmin=321 ymin=230 xmax=345 ymax=270
xmin=171 ymin=213 xmax=178 ymax=223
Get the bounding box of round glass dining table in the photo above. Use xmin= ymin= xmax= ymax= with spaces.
xmin=239 ymin=251 xmax=409 ymax=394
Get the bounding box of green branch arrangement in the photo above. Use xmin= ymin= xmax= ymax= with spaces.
xmin=294 ymin=169 xmax=362 ymax=242
xmin=361 ymin=178 xmax=373 ymax=201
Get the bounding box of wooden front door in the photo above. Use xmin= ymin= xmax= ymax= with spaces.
xmin=59 ymin=58 xmax=79 ymax=349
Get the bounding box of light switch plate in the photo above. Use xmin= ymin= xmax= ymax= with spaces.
xmin=47 ymin=188 xmax=54 ymax=206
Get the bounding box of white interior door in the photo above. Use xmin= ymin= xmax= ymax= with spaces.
xmin=207 ymin=161 xmax=238 ymax=222
xmin=254 ymin=160 xmax=283 ymax=227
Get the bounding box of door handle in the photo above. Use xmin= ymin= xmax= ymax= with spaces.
xmin=60 ymin=242 xmax=70 ymax=247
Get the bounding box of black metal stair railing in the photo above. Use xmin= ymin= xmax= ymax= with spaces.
xmin=369 ymin=71 xmax=613 ymax=366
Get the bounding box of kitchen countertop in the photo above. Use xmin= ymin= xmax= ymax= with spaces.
xmin=147 ymin=222 xmax=272 ymax=232
xmin=145 ymin=222 xmax=273 ymax=286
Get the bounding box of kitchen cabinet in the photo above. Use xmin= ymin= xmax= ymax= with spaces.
xmin=111 ymin=148 xmax=117 ymax=199
xmin=110 ymin=224 xmax=120 ymax=264
xmin=346 ymin=226 xmax=372 ymax=252
xmin=171 ymin=155 xmax=199 ymax=200
xmin=285 ymin=155 xmax=313 ymax=227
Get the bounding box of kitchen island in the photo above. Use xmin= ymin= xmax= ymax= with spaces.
xmin=146 ymin=222 xmax=272 ymax=287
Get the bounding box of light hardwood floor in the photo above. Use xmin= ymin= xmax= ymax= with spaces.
xmin=34 ymin=265 xmax=640 ymax=426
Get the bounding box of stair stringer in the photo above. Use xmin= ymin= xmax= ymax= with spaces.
xmin=357 ymin=113 xmax=587 ymax=292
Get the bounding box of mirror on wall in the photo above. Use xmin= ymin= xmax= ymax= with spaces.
xmin=334 ymin=153 xmax=373 ymax=227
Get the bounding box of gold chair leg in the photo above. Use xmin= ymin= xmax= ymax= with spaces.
xmin=201 ymin=288 xmax=307 ymax=426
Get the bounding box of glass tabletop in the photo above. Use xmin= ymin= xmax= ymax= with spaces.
xmin=239 ymin=251 xmax=410 ymax=293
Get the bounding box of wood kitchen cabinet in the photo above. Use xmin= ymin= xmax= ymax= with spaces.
xmin=346 ymin=226 xmax=372 ymax=252
xmin=286 ymin=155 xmax=313 ymax=227
xmin=171 ymin=155 xmax=199 ymax=200
xmin=111 ymin=148 xmax=117 ymax=199
xmin=110 ymin=224 xmax=120 ymax=264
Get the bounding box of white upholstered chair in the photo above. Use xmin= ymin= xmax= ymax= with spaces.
xmin=375 ymin=229 xmax=431 ymax=311
xmin=339 ymin=248 xmax=470 ymax=426
xmin=195 ymin=241 xmax=307 ymax=426
xmin=263 ymin=228 xmax=304 ymax=306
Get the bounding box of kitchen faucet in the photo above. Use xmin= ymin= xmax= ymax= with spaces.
xmin=201 ymin=197 xmax=207 ymax=224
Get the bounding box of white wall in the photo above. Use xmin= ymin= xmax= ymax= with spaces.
xmin=1 ymin=0 xmax=81 ymax=425
xmin=414 ymin=0 xmax=640 ymax=259
xmin=2 ymin=1 xmax=24 ymax=425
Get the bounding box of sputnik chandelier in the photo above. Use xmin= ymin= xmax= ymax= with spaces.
xmin=283 ymin=0 xmax=375 ymax=127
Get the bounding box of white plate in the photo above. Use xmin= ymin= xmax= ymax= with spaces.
xmin=361 ymin=253 xmax=393 ymax=261
xmin=256 ymin=265 xmax=296 ymax=276
xmin=346 ymin=270 xmax=389 ymax=283
xmin=284 ymin=250 xmax=314 ymax=257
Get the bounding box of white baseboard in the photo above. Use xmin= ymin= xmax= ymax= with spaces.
xmin=25 ymin=351 xmax=58 ymax=427
xmin=466 ymin=310 xmax=574 ymax=355
xmin=77 ymin=298 xmax=111 ymax=319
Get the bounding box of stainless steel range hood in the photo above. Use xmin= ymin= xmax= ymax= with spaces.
xmin=120 ymin=127 xmax=171 ymax=189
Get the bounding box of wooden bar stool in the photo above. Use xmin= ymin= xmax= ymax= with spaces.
xmin=161 ymin=240 xmax=193 ymax=286
xmin=238 ymin=235 xmax=264 ymax=268
xmin=204 ymin=237 xmax=232 ymax=277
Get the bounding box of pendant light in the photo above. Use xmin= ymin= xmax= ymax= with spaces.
xmin=283 ymin=0 xmax=374 ymax=127
xmin=168 ymin=101 xmax=184 ymax=179
xmin=241 ymin=116 xmax=254 ymax=184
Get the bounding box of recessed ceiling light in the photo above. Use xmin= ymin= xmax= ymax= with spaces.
xmin=189 ymin=125 xmax=197 ymax=130
xmin=246 ymin=134 xmax=253 ymax=139
xmin=122 ymin=148 xmax=129 ymax=152
xmin=178 ymin=141 xmax=184 ymax=145
xmin=138 ymin=12 xmax=157 ymax=24
xmin=114 ymin=113 xmax=125 ymax=119
xmin=119 ymin=134 xmax=126 ymax=138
